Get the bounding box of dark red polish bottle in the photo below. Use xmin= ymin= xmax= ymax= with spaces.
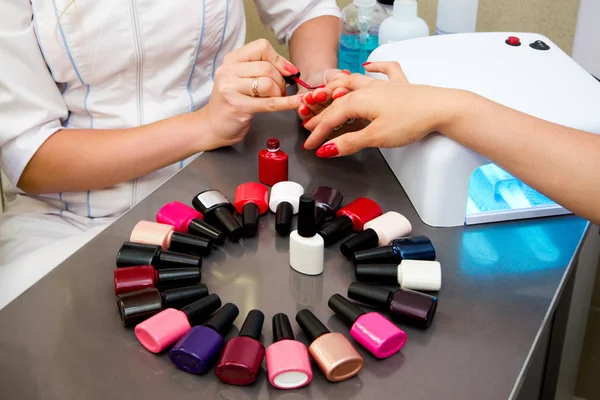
xmin=258 ymin=138 xmax=288 ymax=187
xmin=215 ymin=309 xmax=265 ymax=386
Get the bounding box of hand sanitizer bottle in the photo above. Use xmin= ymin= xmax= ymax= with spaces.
xmin=379 ymin=0 xmax=429 ymax=46
xmin=339 ymin=0 xmax=387 ymax=74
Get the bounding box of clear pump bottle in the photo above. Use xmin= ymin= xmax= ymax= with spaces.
xmin=378 ymin=0 xmax=429 ymax=46
xmin=338 ymin=0 xmax=387 ymax=74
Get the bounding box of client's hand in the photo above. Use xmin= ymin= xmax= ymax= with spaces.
xmin=302 ymin=62 xmax=460 ymax=157
xmin=296 ymin=69 xmax=351 ymax=122
xmin=202 ymin=39 xmax=303 ymax=150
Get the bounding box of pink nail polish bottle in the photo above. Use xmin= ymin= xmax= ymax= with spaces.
xmin=328 ymin=294 xmax=407 ymax=359
xmin=265 ymin=313 xmax=313 ymax=389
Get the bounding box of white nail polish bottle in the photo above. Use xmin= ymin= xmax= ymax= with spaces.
xmin=290 ymin=194 xmax=324 ymax=275
xmin=269 ymin=181 xmax=305 ymax=235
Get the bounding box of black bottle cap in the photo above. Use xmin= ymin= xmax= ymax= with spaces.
xmin=157 ymin=250 xmax=202 ymax=269
xmin=318 ymin=215 xmax=354 ymax=245
xmin=272 ymin=313 xmax=295 ymax=342
xmin=355 ymin=264 xmax=398 ymax=284
xmin=170 ymin=232 xmax=212 ymax=256
xmin=391 ymin=236 xmax=436 ymax=261
xmin=188 ymin=218 xmax=226 ymax=245
xmin=192 ymin=189 xmax=233 ymax=215
xmin=156 ymin=267 xmax=201 ymax=289
xmin=213 ymin=207 xmax=244 ymax=242
xmin=116 ymin=242 xmax=160 ymax=267
xmin=347 ymin=282 xmax=392 ymax=308
xmin=296 ymin=309 xmax=330 ymax=342
xmin=297 ymin=195 xmax=317 ymax=237
xmin=353 ymin=246 xmax=398 ymax=265
xmin=275 ymin=201 xmax=294 ymax=235
xmin=238 ymin=309 xmax=264 ymax=340
xmin=161 ymin=284 xmax=209 ymax=309
xmin=116 ymin=288 xmax=162 ymax=327
xmin=205 ymin=303 xmax=240 ymax=336
xmin=181 ymin=293 xmax=222 ymax=326
xmin=340 ymin=229 xmax=379 ymax=259
xmin=284 ymin=71 xmax=301 ymax=86
xmin=242 ymin=203 xmax=260 ymax=237
xmin=328 ymin=294 xmax=366 ymax=327
xmin=378 ymin=0 xmax=394 ymax=5
xmin=312 ymin=187 xmax=343 ymax=226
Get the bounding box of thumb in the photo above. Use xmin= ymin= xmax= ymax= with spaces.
xmin=315 ymin=123 xmax=379 ymax=158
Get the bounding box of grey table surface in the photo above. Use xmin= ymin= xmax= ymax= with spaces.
xmin=0 ymin=111 xmax=588 ymax=400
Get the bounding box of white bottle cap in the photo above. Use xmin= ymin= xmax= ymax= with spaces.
xmin=398 ymin=260 xmax=441 ymax=291
xmin=394 ymin=0 xmax=418 ymax=19
xmin=269 ymin=181 xmax=304 ymax=214
xmin=354 ymin=0 xmax=377 ymax=7
xmin=363 ymin=211 xmax=412 ymax=246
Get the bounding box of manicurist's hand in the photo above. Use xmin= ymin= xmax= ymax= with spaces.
xmin=202 ymin=39 xmax=304 ymax=150
xmin=302 ymin=62 xmax=463 ymax=157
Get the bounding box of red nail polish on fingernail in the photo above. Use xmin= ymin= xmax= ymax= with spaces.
xmin=332 ymin=92 xmax=347 ymax=100
xmin=362 ymin=62 xmax=372 ymax=66
xmin=301 ymin=117 xmax=312 ymax=127
xmin=300 ymin=106 xmax=311 ymax=116
xmin=305 ymin=93 xmax=316 ymax=106
xmin=341 ymin=70 xmax=351 ymax=75
xmin=316 ymin=143 xmax=339 ymax=158
xmin=284 ymin=62 xmax=299 ymax=75
xmin=314 ymin=92 xmax=327 ymax=102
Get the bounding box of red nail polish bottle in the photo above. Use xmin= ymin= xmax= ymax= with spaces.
xmin=259 ymin=138 xmax=288 ymax=187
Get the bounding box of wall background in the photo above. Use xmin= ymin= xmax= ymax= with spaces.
xmin=243 ymin=0 xmax=580 ymax=57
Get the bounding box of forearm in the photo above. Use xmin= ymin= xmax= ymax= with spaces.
xmin=289 ymin=16 xmax=339 ymax=77
xmin=442 ymin=90 xmax=600 ymax=223
xmin=19 ymin=109 xmax=214 ymax=194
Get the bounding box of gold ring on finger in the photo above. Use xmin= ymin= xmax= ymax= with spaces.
xmin=251 ymin=77 xmax=259 ymax=97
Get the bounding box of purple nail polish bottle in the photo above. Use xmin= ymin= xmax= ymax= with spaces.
xmin=168 ymin=303 xmax=239 ymax=374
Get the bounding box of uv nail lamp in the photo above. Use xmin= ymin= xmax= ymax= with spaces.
xmin=367 ymin=32 xmax=600 ymax=227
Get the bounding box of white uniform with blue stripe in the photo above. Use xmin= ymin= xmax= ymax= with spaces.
xmin=0 ymin=0 xmax=340 ymax=308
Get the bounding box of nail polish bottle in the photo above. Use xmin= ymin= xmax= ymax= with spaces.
xmin=295 ymin=309 xmax=364 ymax=382
xmin=233 ymin=183 xmax=269 ymax=237
xmin=328 ymin=294 xmax=406 ymax=359
xmin=340 ymin=212 xmax=412 ymax=258
xmin=116 ymin=285 xmax=208 ymax=327
xmin=348 ymin=282 xmax=438 ymax=328
xmin=116 ymin=242 xmax=202 ymax=269
xmin=312 ymin=186 xmax=344 ymax=227
xmin=258 ymin=138 xmax=288 ymax=187
xmin=353 ymin=235 xmax=435 ymax=264
xmin=215 ymin=309 xmax=265 ymax=385
xmin=134 ymin=293 xmax=221 ymax=353
xmin=318 ymin=197 xmax=382 ymax=245
xmin=130 ymin=221 xmax=212 ymax=256
xmin=113 ymin=265 xmax=201 ymax=295
xmin=193 ymin=190 xmax=244 ymax=242
xmin=156 ymin=201 xmax=226 ymax=245
xmin=290 ymin=195 xmax=324 ymax=275
xmin=355 ymin=260 xmax=442 ymax=291
xmin=266 ymin=313 xmax=312 ymax=389
xmin=169 ymin=303 xmax=239 ymax=374
xmin=269 ymin=181 xmax=304 ymax=235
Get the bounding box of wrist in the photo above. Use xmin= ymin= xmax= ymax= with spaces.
xmin=434 ymin=88 xmax=474 ymax=136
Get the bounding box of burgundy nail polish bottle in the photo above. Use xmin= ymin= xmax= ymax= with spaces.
xmin=116 ymin=284 xmax=209 ymax=327
xmin=193 ymin=190 xmax=244 ymax=242
xmin=169 ymin=303 xmax=239 ymax=374
xmin=329 ymin=294 xmax=407 ymax=359
xmin=156 ymin=201 xmax=226 ymax=245
xmin=312 ymin=186 xmax=344 ymax=227
xmin=353 ymin=235 xmax=436 ymax=264
xmin=233 ymin=183 xmax=269 ymax=237
xmin=113 ymin=265 xmax=201 ymax=295
xmin=258 ymin=138 xmax=288 ymax=187
xmin=116 ymin=242 xmax=202 ymax=269
xmin=318 ymin=197 xmax=383 ymax=245
xmin=348 ymin=282 xmax=438 ymax=328
xmin=215 ymin=309 xmax=265 ymax=385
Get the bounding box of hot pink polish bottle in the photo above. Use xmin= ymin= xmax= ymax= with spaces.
xmin=328 ymin=294 xmax=407 ymax=359
xmin=266 ymin=313 xmax=313 ymax=389
xmin=156 ymin=202 xmax=226 ymax=245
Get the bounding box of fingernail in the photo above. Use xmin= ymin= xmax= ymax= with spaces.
xmin=301 ymin=117 xmax=312 ymax=127
xmin=283 ymin=62 xmax=299 ymax=75
xmin=305 ymin=92 xmax=316 ymax=105
xmin=316 ymin=143 xmax=339 ymax=158
xmin=362 ymin=62 xmax=372 ymax=66
xmin=341 ymin=70 xmax=351 ymax=75
xmin=314 ymin=92 xmax=327 ymax=102
xmin=332 ymin=92 xmax=346 ymax=100
xmin=300 ymin=106 xmax=311 ymax=116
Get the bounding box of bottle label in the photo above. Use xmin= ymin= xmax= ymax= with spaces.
xmin=435 ymin=26 xmax=454 ymax=35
